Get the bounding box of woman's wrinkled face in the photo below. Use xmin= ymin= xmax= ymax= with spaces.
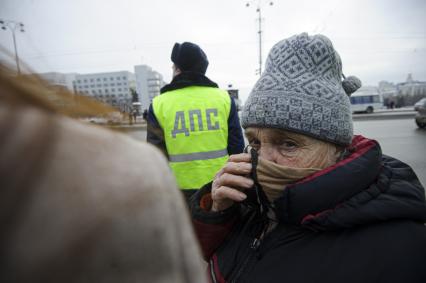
xmin=245 ymin=127 xmax=342 ymax=169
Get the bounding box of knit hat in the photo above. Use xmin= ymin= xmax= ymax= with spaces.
xmin=241 ymin=33 xmax=361 ymax=146
xmin=171 ymin=42 xmax=209 ymax=74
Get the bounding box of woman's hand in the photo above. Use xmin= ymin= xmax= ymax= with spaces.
xmin=211 ymin=153 xmax=254 ymax=212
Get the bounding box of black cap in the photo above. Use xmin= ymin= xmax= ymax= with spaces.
xmin=171 ymin=42 xmax=209 ymax=74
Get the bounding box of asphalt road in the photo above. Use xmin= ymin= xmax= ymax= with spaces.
xmin=354 ymin=118 xmax=425 ymax=186
xmin=120 ymin=116 xmax=425 ymax=186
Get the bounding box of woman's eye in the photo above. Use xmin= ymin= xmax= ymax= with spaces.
xmin=280 ymin=140 xmax=298 ymax=150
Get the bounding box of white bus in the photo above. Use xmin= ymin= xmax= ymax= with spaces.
xmin=350 ymin=87 xmax=383 ymax=113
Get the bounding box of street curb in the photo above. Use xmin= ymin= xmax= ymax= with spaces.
xmin=107 ymin=123 xmax=147 ymax=130
xmin=353 ymin=112 xmax=416 ymax=121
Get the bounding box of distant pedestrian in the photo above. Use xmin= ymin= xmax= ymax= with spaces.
xmin=147 ymin=42 xmax=244 ymax=201
xmin=128 ymin=111 xmax=133 ymax=125
xmin=132 ymin=109 xmax=138 ymax=123
xmin=142 ymin=109 xmax=148 ymax=121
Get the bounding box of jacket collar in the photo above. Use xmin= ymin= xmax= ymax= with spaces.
xmin=160 ymin=72 xmax=218 ymax=94
xmin=273 ymin=135 xmax=426 ymax=230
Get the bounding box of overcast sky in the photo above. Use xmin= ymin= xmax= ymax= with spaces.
xmin=1 ymin=0 xmax=425 ymax=102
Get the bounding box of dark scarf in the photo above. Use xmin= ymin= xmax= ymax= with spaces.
xmin=160 ymin=72 xmax=218 ymax=94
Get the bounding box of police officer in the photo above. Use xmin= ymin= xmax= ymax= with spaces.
xmin=147 ymin=42 xmax=244 ymax=200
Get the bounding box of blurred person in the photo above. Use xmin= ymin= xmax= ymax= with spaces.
xmin=128 ymin=110 xmax=133 ymax=125
xmin=0 ymin=64 xmax=206 ymax=283
xmin=132 ymin=108 xmax=138 ymax=123
xmin=142 ymin=108 xmax=148 ymax=121
xmin=147 ymin=42 xmax=244 ymax=200
xmin=190 ymin=33 xmax=426 ymax=283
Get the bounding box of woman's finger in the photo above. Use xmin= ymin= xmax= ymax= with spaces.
xmin=222 ymin=161 xmax=252 ymax=175
xmin=216 ymin=173 xmax=254 ymax=189
xmin=212 ymin=185 xmax=247 ymax=202
xmin=211 ymin=185 xmax=250 ymax=211
xmin=228 ymin=153 xmax=251 ymax=163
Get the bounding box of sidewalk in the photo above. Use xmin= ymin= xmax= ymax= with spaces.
xmin=108 ymin=121 xmax=147 ymax=129
xmin=372 ymin=106 xmax=414 ymax=113
xmin=353 ymin=108 xmax=416 ymax=121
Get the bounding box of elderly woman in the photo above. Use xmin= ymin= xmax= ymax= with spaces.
xmin=191 ymin=33 xmax=426 ymax=283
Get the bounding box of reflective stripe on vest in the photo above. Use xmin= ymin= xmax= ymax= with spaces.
xmin=169 ymin=148 xmax=228 ymax=162
xmin=153 ymin=86 xmax=231 ymax=189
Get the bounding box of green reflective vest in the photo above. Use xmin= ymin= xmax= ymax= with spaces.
xmin=153 ymin=86 xmax=231 ymax=189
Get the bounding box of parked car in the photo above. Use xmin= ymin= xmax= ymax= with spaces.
xmin=414 ymin=98 xmax=426 ymax=129
xmin=414 ymin=98 xmax=426 ymax=111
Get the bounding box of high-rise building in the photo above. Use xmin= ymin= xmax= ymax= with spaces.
xmin=38 ymin=72 xmax=76 ymax=92
xmin=73 ymin=71 xmax=135 ymax=111
xmin=397 ymin=73 xmax=426 ymax=96
xmin=378 ymin=81 xmax=397 ymax=97
xmin=34 ymin=64 xmax=166 ymax=112
xmin=27 ymin=72 xmax=77 ymax=110
xmin=134 ymin=65 xmax=166 ymax=111
xmin=227 ymin=88 xmax=242 ymax=111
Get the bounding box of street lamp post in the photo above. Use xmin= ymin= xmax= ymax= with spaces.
xmin=0 ymin=19 xmax=25 ymax=75
xmin=246 ymin=1 xmax=273 ymax=77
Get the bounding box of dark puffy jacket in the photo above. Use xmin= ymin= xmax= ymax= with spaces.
xmin=191 ymin=135 xmax=426 ymax=283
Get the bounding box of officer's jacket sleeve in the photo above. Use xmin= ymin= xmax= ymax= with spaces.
xmin=227 ymin=98 xmax=245 ymax=155
xmin=146 ymin=104 xmax=168 ymax=158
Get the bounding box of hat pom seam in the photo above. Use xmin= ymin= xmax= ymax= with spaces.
xmin=342 ymin=76 xmax=362 ymax=96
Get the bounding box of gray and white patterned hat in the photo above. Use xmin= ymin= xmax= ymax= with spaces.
xmin=241 ymin=33 xmax=361 ymax=146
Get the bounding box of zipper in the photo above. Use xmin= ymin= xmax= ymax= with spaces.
xmin=229 ymin=232 xmax=265 ymax=283
xmin=229 ymin=252 xmax=253 ymax=283
xmin=210 ymin=209 xmax=274 ymax=283
xmin=209 ymin=253 xmax=251 ymax=283
xmin=250 ymin=238 xmax=261 ymax=250
xmin=230 ymin=218 xmax=280 ymax=282
xmin=209 ymin=258 xmax=218 ymax=283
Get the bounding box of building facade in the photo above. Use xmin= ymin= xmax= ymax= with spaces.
xmin=227 ymin=88 xmax=242 ymax=111
xmin=38 ymin=72 xmax=76 ymax=92
xmin=35 ymin=65 xmax=166 ymax=112
xmin=378 ymin=80 xmax=397 ymax=97
xmin=134 ymin=65 xmax=165 ymax=112
xmin=73 ymin=71 xmax=135 ymax=111
xmin=396 ymin=74 xmax=426 ymax=96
